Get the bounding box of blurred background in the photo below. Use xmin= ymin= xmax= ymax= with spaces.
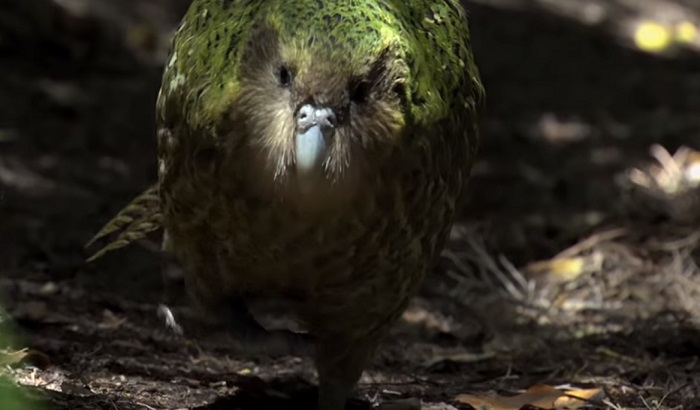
xmin=1 ymin=0 xmax=700 ymax=409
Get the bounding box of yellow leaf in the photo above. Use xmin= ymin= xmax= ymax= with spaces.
xmin=547 ymin=258 xmax=585 ymax=280
xmin=525 ymin=384 xmax=569 ymax=408
xmin=554 ymin=387 xmax=605 ymax=409
xmin=455 ymin=384 xmax=605 ymax=410
xmin=635 ymin=21 xmax=671 ymax=52
xmin=675 ymin=22 xmax=698 ymax=44
xmin=456 ymin=385 xmax=563 ymax=410
xmin=526 ymin=257 xmax=585 ymax=281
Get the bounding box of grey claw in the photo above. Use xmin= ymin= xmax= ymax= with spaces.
xmin=157 ymin=303 xmax=183 ymax=335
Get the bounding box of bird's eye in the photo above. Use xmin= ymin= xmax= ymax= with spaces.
xmin=277 ymin=65 xmax=292 ymax=88
xmin=392 ymin=82 xmax=406 ymax=99
xmin=350 ymin=81 xmax=371 ymax=104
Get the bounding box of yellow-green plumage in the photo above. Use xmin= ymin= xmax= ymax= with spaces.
xmin=89 ymin=1 xmax=483 ymax=409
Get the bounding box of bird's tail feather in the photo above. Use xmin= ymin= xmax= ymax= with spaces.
xmin=85 ymin=184 xmax=163 ymax=262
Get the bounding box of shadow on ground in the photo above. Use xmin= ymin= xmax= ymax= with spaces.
xmin=1 ymin=0 xmax=700 ymax=408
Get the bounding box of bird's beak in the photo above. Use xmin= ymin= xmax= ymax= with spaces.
xmin=295 ymin=124 xmax=326 ymax=174
xmin=295 ymin=104 xmax=337 ymax=175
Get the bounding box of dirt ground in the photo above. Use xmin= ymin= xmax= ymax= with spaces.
xmin=2 ymin=0 xmax=700 ymax=409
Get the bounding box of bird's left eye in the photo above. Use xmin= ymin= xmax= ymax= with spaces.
xmin=350 ymin=81 xmax=371 ymax=104
xmin=277 ymin=65 xmax=292 ymax=88
xmin=392 ymin=82 xmax=406 ymax=99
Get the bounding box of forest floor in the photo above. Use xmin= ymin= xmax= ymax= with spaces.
xmin=1 ymin=0 xmax=700 ymax=409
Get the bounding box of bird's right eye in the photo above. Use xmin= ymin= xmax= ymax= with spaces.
xmin=277 ymin=65 xmax=292 ymax=88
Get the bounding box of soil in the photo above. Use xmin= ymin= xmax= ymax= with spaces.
xmin=1 ymin=0 xmax=700 ymax=409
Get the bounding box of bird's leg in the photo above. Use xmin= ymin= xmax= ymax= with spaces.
xmin=315 ymin=335 xmax=379 ymax=410
xmin=157 ymin=231 xmax=186 ymax=335
xmin=156 ymin=232 xmax=313 ymax=356
xmin=317 ymin=378 xmax=354 ymax=410
xmin=315 ymin=334 xmax=420 ymax=410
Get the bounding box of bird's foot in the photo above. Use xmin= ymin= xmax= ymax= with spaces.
xmin=220 ymin=298 xmax=315 ymax=357
xmin=155 ymin=299 xmax=315 ymax=357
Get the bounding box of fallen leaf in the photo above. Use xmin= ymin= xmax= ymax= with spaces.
xmin=634 ymin=21 xmax=671 ymax=53
xmin=39 ymin=282 xmax=59 ymax=295
xmin=554 ymin=387 xmax=604 ymax=408
xmin=423 ymin=351 xmax=495 ymax=368
xmin=97 ymin=309 xmax=127 ymax=330
xmin=456 ymin=386 xmax=562 ymax=410
xmin=60 ymin=381 xmax=92 ymax=396
xmin=456 ymin=384 xmax=604 ymax=410
xmin=526 ymin=257 xmax=585 ymax=281
xmin=675 ymin=21 xmax=698 ymax=44
xmin=0 ymin=348 xmax=29 ymax=366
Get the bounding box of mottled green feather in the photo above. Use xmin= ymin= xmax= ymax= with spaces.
xmin=157 ymin=0 xmax=482 ymax=133
xmin=90 ymin=1 xmax=483 ymax=261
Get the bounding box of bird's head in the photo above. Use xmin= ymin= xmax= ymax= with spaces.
xmin=233 ymin=5 xmax=411 ymax=190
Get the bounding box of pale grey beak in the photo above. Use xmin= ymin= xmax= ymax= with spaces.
xmin=295 ymin=104 xmax=336 ymax=174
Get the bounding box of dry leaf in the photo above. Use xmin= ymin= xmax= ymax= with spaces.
xmin=554 ymin=387 xmax=604 ymax=408
xmin=60 ymin=381 xmax=92 ymax=396
xmin=526 ymin=257 xmax=585 ymax=281
xmin=634 ymin=21 xmax=671 ymax=53
xmin=423 ymin=351 xmax=495 ymax=368
xmin=97 ymin=309 xmax=127 ymax=330
xmin=39 ymin=282 xmax=59 ymax=295
xmin=0 ymin=348 xmax=29 ymax=366
xmin=456 ymin=384 xmax=604 ymax=410
xmin=376 ymin=398 xmax=422 ymax=410
xmin=0 ymin=348 xmax=50 ymax=369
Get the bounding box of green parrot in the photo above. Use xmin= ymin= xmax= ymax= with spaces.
xmin=87 ymin=0 xmax=484 ymax=409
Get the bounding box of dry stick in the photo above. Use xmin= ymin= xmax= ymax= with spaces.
xmin=555 ymin=228 xmax=628 ymax=259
